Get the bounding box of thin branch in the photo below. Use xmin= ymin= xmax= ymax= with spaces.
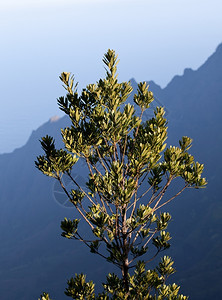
xmin=123 ymin=111 xmax=143 ymax=179
xmin=121 ymin=134 xmax=128 ymax=166
xmin=156 ymin=183 xmax=189 ymax=210
xmin=143 ymin=229 xmax=158 ymax=248
xmin=114 ymin=205 xmax=123 ymax=250
xmin=57 ymin=176 xmax=94 ymax=230
xmin=148 ymin=175 xmax=173 ymax=208
xmin=67 ymin=172 xmax=96 ymax=207
xmin=95 ymin=146 xmax=109 ymax=173
xmin=137 ymin=170 xmax=149 ymax=189
xmin=86 ymin=155 xmax=115 ymax=214
xmin=74 ymin=232 xmax=121 ymax=268
xmin=103 ymin=137 xmax=113 ymax=165
xmin=86 ymin=158 xmax=108 ymax=213
xmin=114 ymin=141 xmax=119 ymax=161
xmin=129 ymin=249 xmax=160 ymax=268
xmin=128 ymin=177 xmax=139 ymax=228
xmin=151 ymin=176 xmax=173 ymax=213
xmin=127 ymin=183 xmax=153 ymax=213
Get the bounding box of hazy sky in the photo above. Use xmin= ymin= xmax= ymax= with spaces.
xmin=0 ymin=0 xmax=221 ymax=153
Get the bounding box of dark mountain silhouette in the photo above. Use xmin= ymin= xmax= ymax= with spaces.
xmin=149 ymin=43 xmax=222 ymax=299
xmin=0 ymin=43 xmax=221 ymax=300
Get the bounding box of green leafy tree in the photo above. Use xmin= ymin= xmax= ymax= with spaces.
xmin=36 ymin=49 xmax=206 ymax=299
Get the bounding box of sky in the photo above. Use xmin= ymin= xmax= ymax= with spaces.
xmin=0 ymin=0 xmax=221 ymax=153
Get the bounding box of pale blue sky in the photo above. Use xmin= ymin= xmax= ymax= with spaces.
xmin=0 ymin=0 xmax=221 ymax=153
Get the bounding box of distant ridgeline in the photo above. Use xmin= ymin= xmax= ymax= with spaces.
xmin=0 ymin=43 xmax=221 ymax=300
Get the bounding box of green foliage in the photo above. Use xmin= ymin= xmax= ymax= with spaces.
xmin=61 ymin=218 xmax=79 ymax=239
xmin=36 ymin=49 xmax=206 ymax=299
xmin=38 ymin=292 xmax=53 ymax=300
xmin=65 ymin=274 xmax=95 ymax=299
xmin=36 ymin=135 xmax=78 ymax=178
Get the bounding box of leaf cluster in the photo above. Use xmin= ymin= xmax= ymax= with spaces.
xmin=63 ymin=257 xmax=187 ymax=300
xmin=36 ymin=49 xmax=206 ymax=299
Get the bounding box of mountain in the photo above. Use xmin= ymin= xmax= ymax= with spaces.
xmin=0 ymin=43 xmax=222 ymax=300
xmin=146 ymin=43 xmax=222 ymax=299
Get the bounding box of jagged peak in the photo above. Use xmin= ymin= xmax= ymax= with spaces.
xmin=129 ymin=77 xmax=137 ymax=83
xmin=183 ymin=68 xmax=194 ymax=75
xmin=50 ymin=115 xmax=60 ymax=123
xmin=164 ymin=42 xmax=222 ymax=91
xmin=196 ymin=42 xmax=222 ymax=73
xmin=129 ymin=78 xmax=162 ymax=92
xmin=216 ymin=42 xmax=222 ymax=52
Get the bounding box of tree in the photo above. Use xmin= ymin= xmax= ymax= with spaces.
xmin=36 ymin=49 xmax=206 ymax=299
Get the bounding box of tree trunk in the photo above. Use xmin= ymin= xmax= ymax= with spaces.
xmin=122 ymin=257 xmax=129 ymax=293
xmin=122 ymin=206 xmax=129 ymax=294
